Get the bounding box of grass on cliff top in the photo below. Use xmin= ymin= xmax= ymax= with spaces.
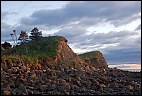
xmin=1 ymin=36 xmax=64 ymax=59
xmin=79 ymin=51 xmax=102 ymax=60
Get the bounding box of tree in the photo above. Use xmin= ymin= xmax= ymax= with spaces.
xmin=10 ymin=33 xmax=15 ymax=45
xmin=18 ymin=31 xmax=29 ymax=54
xmin=13 ymin=30 xmax=18 ymax=44
xmin=1 ymin=42 xmax=12 ymax=49
xmin=18 ymin=30 xmax=29 ymax=44
xmin=30 ymin=27 xmax=42 ymax=41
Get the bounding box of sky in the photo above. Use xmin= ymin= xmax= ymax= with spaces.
xmin=1 ymin=1 xmax=141 ymax=70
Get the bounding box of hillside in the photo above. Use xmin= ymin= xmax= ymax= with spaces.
xmin=1 ymin=36 xmax=141 ymax=95
xmin=79 ymin=51 xmax=108 ymax=69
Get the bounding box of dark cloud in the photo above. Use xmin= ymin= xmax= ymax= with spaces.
xmin=104 ymin=48 xmax=141 ymax=64
xmin=20 ymin=1 xmax=140 ymax=27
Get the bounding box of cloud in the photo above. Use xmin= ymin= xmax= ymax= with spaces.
xmin=20 ymin=1 xmax=140 ymax=27
xmin=104 ymin=47 xmax=141 ymax=64
xmin=109 ymin=64 xmax=141 ymax=70
xmin=2 ymin=11 xmax=19 ymax=21
xmin=1 ymin=22 xmax=13 ymax=42
xmin=1 ymin=22 xmax=35 ymax=43
xmin=53 ymin=25 xmax=88 ymax=43
xmin=135 ymin=24 xmax=141 ymax=30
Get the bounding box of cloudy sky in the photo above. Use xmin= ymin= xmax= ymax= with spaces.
xmin=1 ymin=1 xmax=141 ymax=70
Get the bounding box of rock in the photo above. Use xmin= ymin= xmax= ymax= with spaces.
xmin=59 ymin=79 xmax=67 ymax=84
xmin=21 ymin=64 xmax=27 ymax=71
xmin=1 ymin=68 xmax=4 ymax=73
xmin=88 ymin=89 xmax=96 ymax=94
xmin=50 ymin=84 xmax=56 ymax=90
xmin=58 ymin=83 xmax=71 ymax=91
xmin=71 ymin=85 xmax=79 ymax=90
xmin=3 ymin=84 xmax=12 ymax=92
xmin=19 ymin=83 xmax=27 ymax=94
xmin=11 ymin=67 xmax=19 ymax=73
xmin=39 ymin=85 xmax=46 ymax=91
xmin=3 ymin=90 xmax=11 ymax=95
xmin=100 ymin=84 xmax=106 ymax=88
xmin=64 ymin=91 xmax=70 ymax=95
xmin=107 ymin=88 xmax=114 ymax=92
xmin=27 ymin=89 xmax=34 ymax=94
xmin=127 ymin=84 xmax=134 ymax=90
xmin=91 ymin=79 xmax=100 ymax=86
xmin=30 ymin=72 xmax=37 ymax=80
xmin=77 ymin=87 xmax=86 ymax=93
xmin=26 ymin=86 xmax=35 ymax=90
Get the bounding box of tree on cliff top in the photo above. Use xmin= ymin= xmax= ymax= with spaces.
xmin=2 ymin=42 xmax=12 ymax=49
xmin=18 ymin=31 xmax=29 ymax=54
xmin=29 ymin=27 xmax=42 ymax=41
xmin=18 ymin=31 xmax=29 ymax=44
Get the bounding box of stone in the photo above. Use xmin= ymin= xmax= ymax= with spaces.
xmin=127 ymin=84 xmax=134 ymax=90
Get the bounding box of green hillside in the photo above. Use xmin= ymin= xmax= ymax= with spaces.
xmin=1 ymin=36 xmax=64 ymax=59
xmin=79 ymin=51 xmax=102 ymax=60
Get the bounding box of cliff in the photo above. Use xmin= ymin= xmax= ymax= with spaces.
xmin=1 ymin=36 xmax=107 ymax=69
xmin=79 ymin=51 xmax=108 ymax=69
xmin=55 ymin=37 xmax=83 ymax=64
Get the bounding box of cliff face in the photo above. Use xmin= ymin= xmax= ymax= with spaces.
xmin=55 ymin=37 xmax=83 ymax=64
xmin=79 ymin=51 xmax=108 ymax=69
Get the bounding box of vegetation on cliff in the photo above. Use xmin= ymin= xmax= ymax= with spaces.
xmin=79 ymin=51 xmax=103 ymax=60
xmin=79 ymin=51 xmax=108 ymax=69
xmin=2 ymin=36 xmax=64 ymax=58
xmin=1 ymin=36 xmax=66 ymax=69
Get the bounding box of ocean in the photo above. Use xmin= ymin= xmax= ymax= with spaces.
xmin=122 ymin=69 xmax=141 ymax=72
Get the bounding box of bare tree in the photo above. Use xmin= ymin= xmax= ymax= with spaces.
xmin=10 ymin=33 xmax=15 ymax=45
xmin=13 ymin=30 xmax=18 ymax=44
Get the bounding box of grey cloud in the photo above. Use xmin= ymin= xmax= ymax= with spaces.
xmin=1 ymin=22 xmax=35 ymax=43
xmin=74 ymin=30 xmax=139 ymax=48
xmin=1 ymin=22 xmax=13 ymax=42
xmin=21 ymin=9 xmax=70 ymax=27
xmin=54 ymin=25 xmax=140 ymax=48
xmin=135 ymin=24 xmax=141 ymax=30
xmin=53 ymin=25 xmax=88 ymax=44
xmin=20 ymin=1 xmax=140 ymax=27
xmin=2 ymin=11 xmax=19 ymax=20
xmin=104 ymin=48 xmax=141 ymax=64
